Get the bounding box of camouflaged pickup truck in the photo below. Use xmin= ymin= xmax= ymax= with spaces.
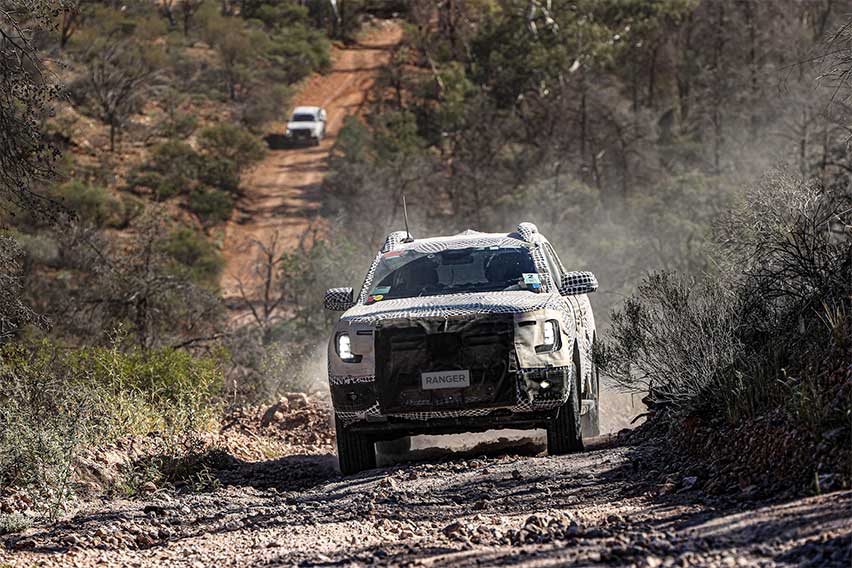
xmin=324 ymin=223 xmax=600 ymax=474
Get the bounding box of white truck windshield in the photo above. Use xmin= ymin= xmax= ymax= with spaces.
xmin=365 ymin=247 xmax=539 ymax=303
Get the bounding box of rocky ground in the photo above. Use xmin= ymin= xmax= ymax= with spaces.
xmin=1 ymin=397 xmax=850 ymax=567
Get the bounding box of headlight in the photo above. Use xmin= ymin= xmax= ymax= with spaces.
xmin=336 ymin=333 xmax=361 ymax=363
xmin=535 ymin=320 xmax=561 ymax=353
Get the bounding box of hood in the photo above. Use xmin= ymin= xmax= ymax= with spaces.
xmin=340 ymin=290 xmax=565 ymax=324
xmin=287 ymin=121 xmax=319 ymax=129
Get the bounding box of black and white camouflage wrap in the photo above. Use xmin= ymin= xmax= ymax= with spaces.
xmin=560 ymin=271 xmax=599 ymax=295
xmin=324 ymin=287 xmax=355 ymax=311
xmin=329 ymin=223 xmax=598 ymax=426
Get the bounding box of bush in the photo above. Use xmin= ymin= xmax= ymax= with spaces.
xmin=159 ymin=226 xmax=224 ymax=285
xmin=53 ymin=181 xmax=124 ymax=229
xmin=599 ymin=174 xmax=852 ymax=431
xmin=126 ymin=140 xmax=200 ymax=200
xmin=0 ymin=340 xmax=224 ymax=518
xmin=198 ymin=156 xmax=241 ymax=194
xmin=197 ymin=123 xmax=266 ymax=172
xmin=187 ymin=187 xmax=234 ymax=226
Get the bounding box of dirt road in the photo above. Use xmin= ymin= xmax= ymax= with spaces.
xmin=220 ymin=20 xmax=403 ymax=301
xmin=5 ymin=435 xmax=850 ymax=567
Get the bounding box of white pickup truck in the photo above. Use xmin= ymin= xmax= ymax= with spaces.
xmin=285 ymin=106 xmax=327 ymax=146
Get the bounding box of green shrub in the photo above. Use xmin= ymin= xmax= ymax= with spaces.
xmin=159 ymin=226 xmax=224 ymax=285
xmin=0 ymin=340 xmax=224 ymax=518
xmin=127 ymin=140 xmax=200 ymax=199
xmin=53 ymin=180 xmax=124 ymax=228
xmin=198 ymin=156 xmax=241 ymax=194
xmin=197 ymin=123 xmax=266 ymax=172
xmin=187 ymin=187 xmax=234 ymax=225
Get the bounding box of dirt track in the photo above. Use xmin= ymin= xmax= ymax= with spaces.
xmin=220 ymin=20 xmax=403 ymax=302
xmin=4 ymin=434 xmax=850 ymax=567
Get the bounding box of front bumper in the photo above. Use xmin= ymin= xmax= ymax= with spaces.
xmin=328 ymin=311 xmax=577 ymax=430
xmin=330 ymin=364 xmax=574 ymax=429
xmin=286 ymin=129 xmax=317 ymax=140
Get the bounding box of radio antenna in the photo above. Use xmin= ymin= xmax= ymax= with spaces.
xmin=402 ymin=193 xmax=414 ymax=242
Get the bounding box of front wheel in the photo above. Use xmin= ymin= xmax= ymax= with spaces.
xmin=546 ymin=351 xmax=584 ymax=455
xmin=335 ymin=417 xmax=376 ymax=475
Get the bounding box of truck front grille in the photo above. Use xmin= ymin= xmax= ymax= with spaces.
xmin=374 ymin=316 xmax=516 ymax=413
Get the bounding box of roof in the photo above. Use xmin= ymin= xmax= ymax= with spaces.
xmin=395 ymin=231 xmax=531 ymax=254
xmin=292 ymin=106 xmax=322 ymax=114
xmin=382 ymin=223 xmax=546 ymax=255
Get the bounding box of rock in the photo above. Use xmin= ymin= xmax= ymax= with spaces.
xmin=606 ymin=513 xmax=624 ymax=524
xmin=136 ymin=533 xmax=156 ymax=547
xmin=260 ymin=399 xmax=290 ymax=427
xmin=140 ymin=481 xmax=158 ymax=494
xmin=442 ymin=521 xmax=467 ymax=539
xmin=14 ymin=539 xmax=36 ymax=550
xmin=285 ymin=392 xmax=309 ymax=409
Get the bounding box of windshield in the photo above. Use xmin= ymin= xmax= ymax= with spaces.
xmin=365 ymin=246 xmax=540 ymax=303
xmin=291 ymin=113 xmax=316 ymax=122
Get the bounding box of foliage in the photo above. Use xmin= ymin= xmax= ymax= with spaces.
xmin=128 ymin=124 xmax=262 ymax=213
xmin=187 ymin=187 xmax=234 ymax=226
xmin=44 ymin=214 xmax=225 ymax=348
xmin=0 ymin=234 xmax=49 ymax=342
xmin=197 ymin=123 xmax=267 ymax=172
xmin=52 ymin=180 xmax=124 ymax=229
xmin=0 ymin=339 xmax=223 ymax=518
xmin=127 ymin=140 xmax=199 ymax=200
xmin=159 ymin=226 xmax=225 ymax=287
xmin=598 ymin=175 xmax=851 ymax=431
xmin=70 ymin=5 xmax=167 ymax=151
xmin=0 ymin=0 xmax=60 ymax=221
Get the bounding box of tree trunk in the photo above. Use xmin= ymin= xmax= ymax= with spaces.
xmin=648 ymin=42 xmax=659 ymax=110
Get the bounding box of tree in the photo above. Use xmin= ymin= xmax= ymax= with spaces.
xmin=68 ymin=215 xmax=224 ymax=348
xmin=75 ymin=8 xmax=166 ymax=151
xmin=0 ymin=0 xmax=60 ymax=220
xmin=0 ymin=235 xmax=49 ymax=341
xmin=177 ymin=0 xmax=204 ymax=36
xmin=58 ymin=0 xmax=97 ymax=49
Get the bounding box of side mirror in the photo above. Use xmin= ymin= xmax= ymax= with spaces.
xmin=559 ymin=271 xmax=598 ymax=296
xmin=324 ymin=287 xmax=355 ymax=311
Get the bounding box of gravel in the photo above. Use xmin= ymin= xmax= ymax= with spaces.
xmin=1 ymin=433 xmax=850 ymax=567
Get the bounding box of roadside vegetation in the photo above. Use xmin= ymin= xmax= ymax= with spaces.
xmin=0 ymin=0 xmax=385 ymax=524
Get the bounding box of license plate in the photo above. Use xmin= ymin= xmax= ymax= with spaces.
xmin=421 ymin=370 xmax=470 ymax=390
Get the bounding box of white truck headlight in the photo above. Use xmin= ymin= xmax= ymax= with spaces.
xmin=535 ymin=320 xmax=561 ymax=353
xmin=336 ymin=333 xmax=361 ymax=363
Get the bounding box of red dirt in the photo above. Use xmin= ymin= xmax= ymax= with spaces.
xmin=220 ymin=20 xmax=403 ymax=301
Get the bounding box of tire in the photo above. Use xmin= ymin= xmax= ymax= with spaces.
xmin=376 ymin=436 xmax=412 ymax=455
xmin=546 ymin=346 xmax=584 ymax=455
xmin=581 ymin=398 xmax=601 ymax=438
xmin=335 ymin=417 xmax=376 ymax=475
